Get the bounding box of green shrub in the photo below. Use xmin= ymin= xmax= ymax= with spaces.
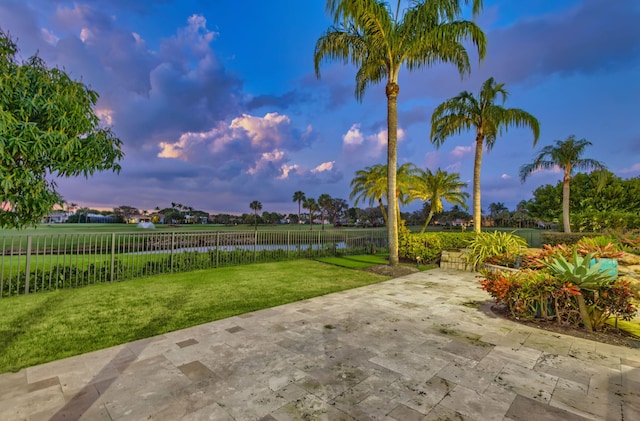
xmin=541 ymin=231 xmax=599 ymax=246
xmin=467 ymin=231 xmax=528 ymax=270
xmin=398 ymin=230 xmax=475 ymax=263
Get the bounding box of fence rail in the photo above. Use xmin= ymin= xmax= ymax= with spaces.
xmin=0 ymin=229 xmax=388 ymax=298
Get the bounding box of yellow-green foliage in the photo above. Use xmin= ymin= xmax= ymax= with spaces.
xmin=399 ymin=231 xmax=476 ymax=263
xmin=467 ymin=231 xmax=528 ymax=269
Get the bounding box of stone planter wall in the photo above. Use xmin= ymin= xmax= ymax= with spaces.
xmin=440 ymin=249 xmax=473 ymax=271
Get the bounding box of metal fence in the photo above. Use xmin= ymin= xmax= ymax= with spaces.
xmin=0 ymin=229 xmax=388 ymax=298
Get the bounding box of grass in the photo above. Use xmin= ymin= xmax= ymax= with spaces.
xmin=0 ymin=259 xmax=389 ymax=374
xmin=315 ymin=253 xmax=390 ymax=269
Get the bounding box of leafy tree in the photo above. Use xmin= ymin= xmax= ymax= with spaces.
xmin=431 ymin=77 xmax=540 ymax=233
xmin=318 ymin=193 xmax=333 ymax=230
xmin=249 ymin=200 xmax=262 ymax=230
xmin=315 ymin=0 xmax=486 ymax=265
xmin=292 ymin=191 xmax=306 ymax=228
xmin=520 ymin=135 xmax=605 ymax=232
xmin=327 ymin=198 xmax=349 ymax=225
xmin=113 ymin=206 xmax=139 ymax=223
xmin=409 ymin=168 xmax=469 ymax=233
xmin=0 ymin=30 xmax=123 ymax=228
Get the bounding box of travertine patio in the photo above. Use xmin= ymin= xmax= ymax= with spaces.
xmin=1 ymin=268 xmax=639 ymax=420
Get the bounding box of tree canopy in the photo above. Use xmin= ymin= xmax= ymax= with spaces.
xmin=0 ymin=30 xmax=124 ymax=228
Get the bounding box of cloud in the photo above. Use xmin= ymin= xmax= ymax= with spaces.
xmin=501 ymin=174 xmax=512 ymax=180
xmin=341 ymin=124 xmax=405 ymax=162
xmin=450 ymin=145 xmax=473 ymax=159
xmin=312 ymin=161 xmax=335 ymax=173
xmin=618 ymin=162 xmax=640 ymax=175
xmin=397 ymin=0 xmax=640 ymax=101
xmin=158 ymin=112 xmax=313 ymax=181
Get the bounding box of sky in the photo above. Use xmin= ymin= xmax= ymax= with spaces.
xmin=1 ymin=0 xmax=639 ymax=216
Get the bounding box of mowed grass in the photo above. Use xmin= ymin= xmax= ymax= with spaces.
xmin=0 ymin=260 xmax=389 ymax=374
xmin=315 ymin=253 xmax=390 ymax=269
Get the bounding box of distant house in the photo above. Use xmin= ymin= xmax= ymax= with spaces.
xmin=43 ymin=212 xmax=70 ymax=224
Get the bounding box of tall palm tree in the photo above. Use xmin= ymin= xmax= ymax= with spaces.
xmin=303 ymin=198 xmax=318 ymax=231
xmin=318 ymin=193 xmax=333 ymax=230
xmin=430 ymin=77 xmax=540 ymax=233
xmin=292 ymin=191 xmax=306 ymax=228
xmin=249 ymin=200 xmax=262 ymax=230
xmin=519 ymin=135 xmax=606 ymax=233
xmin=409 ymin=168 xmax=469 ymax=233
xmin=315 ymin=0 xmax=486 ymax=266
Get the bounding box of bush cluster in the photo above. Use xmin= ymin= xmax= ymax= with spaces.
xmin=398 ymin=229 xmax=475 ymax=263
xmin=480 ymin=237 xmax=636 ymax=332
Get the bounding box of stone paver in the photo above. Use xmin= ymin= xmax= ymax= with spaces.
xmin=1 ymin=268 xmax=639 ymax=420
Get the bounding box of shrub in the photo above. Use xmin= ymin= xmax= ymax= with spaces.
xmin=541 ymin=232 xmax=599 ymax=246
xmin=576 ymin=236 xmax=623 ymax=259
xmin=466 ymin=231 xmax=528 ymax=270
xmin=398 ymin=230 xmax=475 ymax=263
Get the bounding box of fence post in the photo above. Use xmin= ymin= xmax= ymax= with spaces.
xmin=24 ymin=235 xmax=32 ymax=295
xmin=110 ymin=233 xmax=116 ymax=282
xmin=254 ymin=231 xmax=257 ymax=263
xmin=287 ymin=230 xmax=290 ymax=260
xmin=170 ymin=232 xmax=175 ymax=272
xmin=216 ymin=232 xmax=220 ymax=267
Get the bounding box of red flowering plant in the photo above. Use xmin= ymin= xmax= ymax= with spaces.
xmin=576 ymin=237 xmax=623 ymax=260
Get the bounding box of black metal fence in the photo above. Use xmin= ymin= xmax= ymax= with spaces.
xmin=0 ymin=229 xmax=388 ymax=298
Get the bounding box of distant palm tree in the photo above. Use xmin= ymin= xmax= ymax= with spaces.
xmin=249 ymin=200 xmax=262 ymax=230
xmin=410 ymin=168 xmax=469 ymax=233
xmin=318 ymin=194 xmax=333 ymax=230
xmin=303 ymin=198 xmax=318 ymax=231
xmin=292 ymin=191 xmax=306 ymax=228
xmin=430 ymin=77 xmax=540 ymax=232
xmin=315 ymin=0 xmax=486 ymax=266
xmin=520 ymin=135 xmax=606 ymax=233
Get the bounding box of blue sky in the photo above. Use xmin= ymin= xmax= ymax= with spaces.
xmin=1 ymin=0 xmax=639 ymax=215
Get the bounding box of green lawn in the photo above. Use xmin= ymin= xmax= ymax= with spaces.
xmin=315 ymin=253 xmax=390 ymax=269
xmin=0 ymin=259 xmax=389 ymax=373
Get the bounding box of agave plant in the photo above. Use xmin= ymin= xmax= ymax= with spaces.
xmin=545 ymin=250 xmax=616 ymax=332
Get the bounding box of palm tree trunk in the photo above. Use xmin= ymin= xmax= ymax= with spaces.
xmin=421 ymin=209 xmax=435 ymax=234
xmin=298 ymin=201 xmax=301 ymax=230
xmin=386 ymin=81 xmax=399 ymax=266
xmin=562 ymin=172 xmax=571 ymax=233
xmin=473 ymin=133 xmax=484 ymax=233
xmin=378 ymin=199 xmax=388 ymax=225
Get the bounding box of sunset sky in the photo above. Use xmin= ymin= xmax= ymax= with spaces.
xmin=1 ymin=0 xmax=639 ymax=215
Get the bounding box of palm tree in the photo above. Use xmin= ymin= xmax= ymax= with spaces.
xmin=430 ymin=77 xmax=540 ymax=233
xmin=519 ymin=135 xmax=606 ymax=233
xmin=249 ymin=200 xmax=262 ymax=230
xmin=350 ymin=163 xmax=418 ymax=227
xmin=318 ymin=194 xmax=333 ymax=230
xmin=315 ymin=0 xmax=486 ymax=265
xmin=409 ymin=168 xmax=469 ymax=233
xmin=292 ymin=191 xmax=306 ymax=228
xmin=350 ymin=164 xmax=389 ymax=225
xmin=303 ymin=198 xmax=319 ymax=230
